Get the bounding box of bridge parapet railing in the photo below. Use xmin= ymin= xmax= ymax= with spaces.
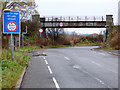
xmin=40 ymin=16 xmax=106 ymax=22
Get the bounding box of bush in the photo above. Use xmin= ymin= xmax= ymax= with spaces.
xmin=100 ymin=42 xmax=106 ymax=48
xmin=110 ymin=33 xmax=120 ymax=50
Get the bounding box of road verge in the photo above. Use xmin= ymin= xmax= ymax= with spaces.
xmin=16 ymin=67 xmax=27 ymax=88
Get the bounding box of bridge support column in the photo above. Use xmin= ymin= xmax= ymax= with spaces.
xmin=32 ymin=14 xmax=41 ymax=39
xmin=106 ymin=15 xmax=114 ymax=47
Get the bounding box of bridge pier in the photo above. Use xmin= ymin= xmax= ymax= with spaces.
xmin=32 ymin=14 xmax=46 ymax=39
xmin=106 ymin=15 xmax=114 ymax=46
xmin=32 ymin=14 xmax=40 ymax=38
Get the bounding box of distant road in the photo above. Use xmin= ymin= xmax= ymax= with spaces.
xmin=21 ymin=46 xmax=118 ymax=89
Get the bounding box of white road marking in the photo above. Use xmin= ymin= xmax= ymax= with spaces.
xmin=43 ymin=57 xmax=61 ymax=89
xmin=73 ymin=64 xmax=81 ymax=69
xmin=45 ymin=60 xmax=48 ymax=65
xmin=52 ymin=77 xmax=60 ymax=89
xmin=98 ymin=53 xmax=107 ymax=56
xmin=43 ymin=57 xmax=46 ymax=60
xmin=106 ymin=68 xmax=118 ymax=74
xmin=91 ymin=61 xmax=102 ymax=67
xmin=47 ymin=66 xmax=53 ymax=74
xmin=91 ymin=51 xmax=108 ymax=56
xmin=82 ymin=68 xmax=114 ymax=90
xmin=38 ymin=56 xmax=43 ymax=58
xmin=91 ymin=61 xmax=118 ymax=74
xmin=64 ymin=56 xmax=70 ymax=61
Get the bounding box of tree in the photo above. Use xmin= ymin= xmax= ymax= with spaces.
xmin=0 ymin=0 xmax=37 ymax=49
xmin=2 ymin=0 xmax=36 ymax=21
xmin=46 ymin=28 xmax=64 ymax=44
xmin=46 ymin=17 xmax=64 ymax=44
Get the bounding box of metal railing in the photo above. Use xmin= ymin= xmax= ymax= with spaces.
xmin=40 ymin=16 xmax=106 ymax=21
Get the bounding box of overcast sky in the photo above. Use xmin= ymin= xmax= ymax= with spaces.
xmin=35 ymin=0 xmax=119 ymax=34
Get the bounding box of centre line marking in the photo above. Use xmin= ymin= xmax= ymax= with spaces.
xmin=45 ymin=60 xmax=48 ymax=65
xmin=48 ymin=66 xmax=53 ymax=74
xmin=64 ymin=56 xmax=70 ymax=61
xmin=52 ymin=77 xmax=60 ymax=89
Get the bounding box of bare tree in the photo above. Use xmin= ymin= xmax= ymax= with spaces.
xmin=0 ymin=0 xmax=37 ymax=50
xmin=2 ymin=0 xmax=37 ymax=21
xmin=46 ymin=17 xmax=65 ymax=44
xmin=47 ymin=28 xmax=64 ymax=42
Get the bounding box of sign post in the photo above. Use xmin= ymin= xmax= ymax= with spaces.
xmin=11 ymin=33 xmax=14 ymax=60
xmin=39 ymin=28 xmax=43 ymax=37
xmin=22 ymin=26 xmax=27 ymax=48
xmin=3 ymin=10 xmax=20 ymax=60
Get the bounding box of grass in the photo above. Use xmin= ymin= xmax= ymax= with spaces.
xmin=43 ymin=42 xmax=99 ymax=49
xmin=1 ymin=50 xmax=30 ymax=88
xmin=43 ymin=45 xmax=72 ymax=49
xmin=1 ymin=46 xmax=42 ymax=88
xmin=20 ymin=46 xmax=40 ymax=53
xmin=75 ymin=42 xmax=100 ymax=47
xmin=0 ymin=62 xmax=2 ymax=90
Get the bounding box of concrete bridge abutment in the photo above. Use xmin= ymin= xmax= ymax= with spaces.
xmin=106 ymin=15 xmax=114 ymax=46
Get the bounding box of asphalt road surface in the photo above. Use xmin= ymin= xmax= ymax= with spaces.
xmin=21 ymin=46 xmax=118 ymax=89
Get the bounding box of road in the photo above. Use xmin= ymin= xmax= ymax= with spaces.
xmin=21 ymin=46 xmax=118 ymax=89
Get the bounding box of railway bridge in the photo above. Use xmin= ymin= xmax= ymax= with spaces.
xmin=32 ymin=15 xmax=114 ymax=40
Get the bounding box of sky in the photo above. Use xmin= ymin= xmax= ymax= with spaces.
xmin=35 ymin=0 xmax=119 ymax=34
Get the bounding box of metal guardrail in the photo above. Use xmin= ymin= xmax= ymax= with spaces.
xmin=40 ymin=16 xmax=106 ymax=21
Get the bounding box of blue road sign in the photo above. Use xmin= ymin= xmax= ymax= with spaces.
xmin=3 ymin=11 xmax=20 ymax=34
xmin=93 ymin=34 xmax=95 ymax=38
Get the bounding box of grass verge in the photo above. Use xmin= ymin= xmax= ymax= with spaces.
xmin=0 ymin=62 xmax=2 ymax=90
xmin=1 ymin=46 xmax=41 ymax=88
xmin=20 ymin=46 xmax=40 ymax=53
xmin=75 ymin=42 xmax=100 ymax=47
xmin=1 ymin=50 xmax=30 ymax=88
xmin=43 ymin=45 xmax=72 ymax=49
xmin=43 ymin=43 xmax=99 ymax=49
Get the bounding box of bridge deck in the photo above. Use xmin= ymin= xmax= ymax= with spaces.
xmin=40 ymin=21 xmax=106 ymax=28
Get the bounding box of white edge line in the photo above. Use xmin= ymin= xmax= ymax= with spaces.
xmin=106 ymin=68 xmax=118 ymax=74
xmin=91 ymin=61 xmax=118 ymax=74
xmin=64 ymin=56 xmax=70 ymax=61
xmin=82 ymin=69 xmax=113 ymax=89
xmin=52 ymin=77 xmax=60 ymax=89
xmin=45 ymin=60 xmax=48 ymax=65
xmin=47 ymin=66 xmax=53 ymax=74
xmin=43 ymin=57 xmax=45 ymax=59
xmin=91 ymin=61 xmax=102 ymax=67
